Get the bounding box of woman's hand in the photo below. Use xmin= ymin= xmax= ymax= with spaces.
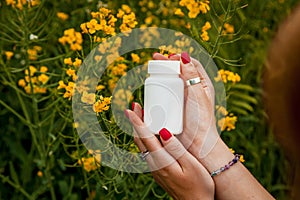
xmin=125 ymin=103 xmax=215 ymax=200
xmin=153 ymin=52 xmax=219 ymax=159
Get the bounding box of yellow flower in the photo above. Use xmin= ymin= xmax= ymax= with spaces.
xmin=34 ymin=87 xmax=46 ymax=94
xmin=33 ymin=46 xmax=42 ymax=52
xmin=4 ymin=51 xmax=14 ymax=60
xmin=25 ymin=65 xmax=37 ymax=76
xmin=120 ymin=24 xmax=131 ymax=33
xmin=63 ymin=82 xmax=75 ymax=100
xmin=27 ymin=48 xmax=38 ymax=60
xmin=64 ymin=58 xmax=73 ymax=66
xmin=93 ymin=36 xmax=102 ymax=43
xmin=224 ymin=23 xmax=234 ymax=34
xmin=93 ymin=96 xmax=112 ymax=113
xmin=121 ymin=4 xmax=132 ymax=13
xmin=201 ymin=31 xmax=209 ymax=41
xmin=58 ymin=28 xmax=82 ymax=51
xmin=38 ymin=74 xmax=49 ymax=84
xmin=174 ymin=8 xmax=185 ymax=17
xmin=66 ymin=68 xmax=76 ymax=77
xmin=57 ymin=12 xmax=69 ymax=20
xmin=81 ymin=92 xmax=96 ymax=104
xmin=73 ymin=58 xmax=82 ymax=68
xmin=144 ymin=16 xmax=153 ymax=25
xmin=86 ymin=19 xmax=101 ymax=34
xmin=108 ymin=15 xmax=117 ymax=26
xmin=199 ymin=1 xmax=210 ymax=14
xmin=66 ymin=68 xmax=77 ymax=81
xmin=99 ymin=7 xmax=111 ymax=16
xmin=6 ymin=0 xmax=16 ymax=7
xmin=80 ymin=23 xmax=89 ymax=34
xmin=40 ymin=66 xmax=48 ymax=73
xmin=18 ymin=79 xmax=26 ymax=87
xmin=239 ymin=155 xmax=245 ymax=162
xmin=37 ymin=170 xmax=43 ymax=177
xmin=202 ymin=21 xmax=211 ymax=32
xmin=96 ymin=85 xmax=105 ymax=91
xmin=131 ymin=53 xmax=140 ymax=63
xmin=57 ymin=80 xmax=66 ymax=90
xmin=179 ymin=0 xmax=189 ymax=7
xmin=219 ymin=113 xmax=238 ymax=131
xmin=30 ymin=0 xmax=40 ymax=7
xmin=123 ymin=13 xmax=138 ymax=28
xmin=16 ymin=0 xmax=26 ymax=10
xmin=117 ymin=9 xmax=125 ymax=18
xmin=110 ymin=63 xmax=127 ymax=76
xmin=214 ymin=69 xmax=241 ymax=84
xmin=78 ymin=157 xmax=99 ymax=172
xmin=187 ymin=2 xmax=200 ymax=19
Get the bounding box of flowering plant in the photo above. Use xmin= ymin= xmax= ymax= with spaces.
xmin=0 ymin=0 xmax=294 ymax=199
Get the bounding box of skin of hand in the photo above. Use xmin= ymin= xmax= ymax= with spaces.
xmin=153 ymin=52 xmax=219 ymax=159
xmin=131 ymin=52 xmax=275 ymax=200
xmin=154 ymin=52 xmax=275 ymax=200
xmin=125 ymin=104 xmax=215 ymax=200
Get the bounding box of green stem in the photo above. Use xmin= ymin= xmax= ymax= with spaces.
xmin=211 ymin=1 xmax=233 ymax=58
xmin=0 ymin=174 xmax=33 ymax=200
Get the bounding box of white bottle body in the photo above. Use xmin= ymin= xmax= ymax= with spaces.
xmin=144 ymin=61 xmax=184 ymax=134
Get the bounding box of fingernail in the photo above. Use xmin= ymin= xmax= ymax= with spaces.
xmin=181 ymin=51 xmax=190 ymax=64
xmin=168 ymin=53 xmax=176 ymax=58
xmin=152 ymin=52 xmax=158 ymax=58
xmin=159 ymin=128 xmax=172 ymax=141
xmin=124 ymin=109 xmax=129 ymax=118
xmin=131 ymin=102 xmax=135 ymax=111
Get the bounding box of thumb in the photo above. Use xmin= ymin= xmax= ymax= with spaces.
xmin=159 ymin=128 xmax=187 ymax=161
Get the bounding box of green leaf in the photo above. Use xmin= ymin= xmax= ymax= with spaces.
xmin=9 ymin=162 xmax=20 ymax=186
xmin=229 ymin=91 xmax=258 ymax=104
xmin=230 ymin=100 xmax=254 ymax=112
xmin=229 ymin=107 xmax=248 ymax=115
xmin=231 ymin=83 xmax=256 ymax=92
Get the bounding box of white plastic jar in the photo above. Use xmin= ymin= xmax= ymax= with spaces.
xmin=144 ymin=60 xmax=184 ymax=134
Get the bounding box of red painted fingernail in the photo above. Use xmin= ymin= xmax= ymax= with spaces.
xmin=159 ymin=128 xmax=172 ymax=141
xmin=168 ymin=53 xmax=176 ymax=58
xmin=124 ymin=109 xmax=129 ymax=118
xmin=131 ymin=102 xmax=135 ymax=111
xmin=181 ymin=51 xmax=190 ymax=64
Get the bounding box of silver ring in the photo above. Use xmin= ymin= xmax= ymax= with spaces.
xmin=186 ymin=77 xmax=201 ymax=86
xmin=140 ymin=150 xmax=150 ymax=161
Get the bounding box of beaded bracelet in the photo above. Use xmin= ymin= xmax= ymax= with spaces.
xmin=210 ymin=154 xmax=240 ymax=177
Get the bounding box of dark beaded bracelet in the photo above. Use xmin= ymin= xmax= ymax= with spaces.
xmin=211 ymin=154 xmax=240 ymax=177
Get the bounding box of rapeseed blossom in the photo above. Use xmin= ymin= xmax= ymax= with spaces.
xmin=19 ymin=65 xmax=49 ymax=94
xmin=215 ymin=69 xmax=241 ymax=84
xmin=57 ymin=12 xmax=69 ymax=21
xmin=78 ymin=157 xmax=99 ymax=172
xmin=58 ymin=28 xmax=83 ymax=51
xmin=200 ymin=21 xmax=211 ymax=41
xmin=4 ymin=51 xmax=14 ymax=60
xmin=179 ymin=0 xmax=210 ymax=19
xmin=218 ymin=113 xmax=238 ymax=131
xmin=93 ymin=96 xmax=112 ymax=113
xmin=131 ymin=53 xmax=140 ymax=63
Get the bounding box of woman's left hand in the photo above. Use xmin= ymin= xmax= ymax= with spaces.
xmin=125 ymin=103 xmax=215 ymax=200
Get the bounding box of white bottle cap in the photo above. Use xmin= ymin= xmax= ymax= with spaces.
xmin=148 ymin=60 xmax=181 ymax=74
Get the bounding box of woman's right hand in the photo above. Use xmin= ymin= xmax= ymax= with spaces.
xmin=153 ymin=52 xmax=220 ymax=159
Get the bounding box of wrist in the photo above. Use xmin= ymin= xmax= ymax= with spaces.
xmin=198 ymin=136 xmax=234 ymax=173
